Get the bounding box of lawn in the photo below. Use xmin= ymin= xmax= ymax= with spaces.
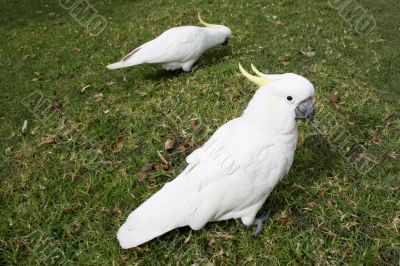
xmin=0 ymin=0 xmax=399 ymax=264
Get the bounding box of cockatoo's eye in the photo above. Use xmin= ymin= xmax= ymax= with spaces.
xmin=286 ymin=96 xmax=295 ymax=103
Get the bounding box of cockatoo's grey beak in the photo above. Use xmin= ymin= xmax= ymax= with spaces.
xmin=222 ymin=37 xmax=230 ymax=45
xmin=295 ymin=98 xmax=314 ymax=120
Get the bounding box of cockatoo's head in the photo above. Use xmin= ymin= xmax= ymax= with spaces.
xmin=198 ymin=14 xmax=232 ymax=45
xmin=239 ymin=63 xmax=315 ymax=133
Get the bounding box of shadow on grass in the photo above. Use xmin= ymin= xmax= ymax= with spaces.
xmin=196 ymin=46 xmax=233 ymax=69
xmin=142 ymin=68 xmax=190 ymax=81
xmin=263 ymin=133 xmax=342 ymax=216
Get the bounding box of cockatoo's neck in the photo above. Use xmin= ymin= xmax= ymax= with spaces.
xmin=203 ymin=28 xmax=226 ymax=48
xmin=242 ymin=90 xmax=298 ymax=135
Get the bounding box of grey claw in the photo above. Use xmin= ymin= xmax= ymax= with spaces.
xmin=252 ymin=218 xmax=263 ymax=238
xmin=259 ymin=208 xmax=272 ymax=223
xmin=251 ymin=208 xmax=272 ymax=239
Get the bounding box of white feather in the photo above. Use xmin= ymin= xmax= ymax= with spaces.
xmin=107 ymin=25 xmax=232 ymax=72
xmin=117 ymin=73 xmax=315 ymax=249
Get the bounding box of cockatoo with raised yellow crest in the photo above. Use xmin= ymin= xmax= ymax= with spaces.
xmin=106 ymin=14 xmax=232 ymax=72
xmin=117 ymin=64 xmax=315 ymax=249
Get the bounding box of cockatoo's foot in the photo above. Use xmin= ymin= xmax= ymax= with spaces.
xmin=248 ymin=208 xmax=272 ymax=239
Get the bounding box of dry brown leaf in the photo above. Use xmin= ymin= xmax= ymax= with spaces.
xmin=177 ymin=145 xmax=187 ymax=153
xmin=164 ymin=139 xmax=175 ymax=152
xmin=329 ymin=93 xmax=340 ymax=103
xmin=161 ymin=164 xmax=170 ymax=171
xmin=111 ymin=137 xmax=124 ymax=150
xmin=296 ymin=138 xmax=305 ymax=149
xmin=138 ymin=172 xmax=147 ymax=182
xmin=185 ymin=139 xmax=195 ymax=147
xmin=38 ymin=135 xmax=56 ymax=146
xmin=157 ymin=151 xmax=169 ymax=166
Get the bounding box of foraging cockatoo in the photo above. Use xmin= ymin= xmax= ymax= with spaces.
xmin=106 ymin=14 xmax=232 ymax=72
xmin=117 ymin=64 xmax=315 ymax=249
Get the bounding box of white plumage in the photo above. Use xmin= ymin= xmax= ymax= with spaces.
xmin=107 ymin=15 xmax=232 ymax=72
xmin=117 ymin=64 xmax=315 ymax=249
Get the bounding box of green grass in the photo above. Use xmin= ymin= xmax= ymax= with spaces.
xmin=1 ymin=0 xmax=399 ymax=264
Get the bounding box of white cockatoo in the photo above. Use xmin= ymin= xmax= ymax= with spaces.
xmin=117 ymin=64 xmax=315 ymax=249
xmin=106 ymin=14 xmax=232 ymax=72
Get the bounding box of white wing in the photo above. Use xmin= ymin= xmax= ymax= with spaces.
xmin=117 ymin=118 xmax=292 ymax=249
xmin=107 ymin=26 xmax=206 ymax=70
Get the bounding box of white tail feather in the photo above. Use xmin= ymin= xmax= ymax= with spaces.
xmin=117 ymin=222 xmax=180 ymax=249
xmin=106 ymin=62 xmax=131 ymax=70
xmin=107 ymin=46 xmax=143 ymax=70
xmin=116 ymin=181 xmax=189 ymax=249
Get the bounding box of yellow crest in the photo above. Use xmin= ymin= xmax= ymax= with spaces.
xmin=198 ymin=13 xmax=219 ymax=28
xmin=238 ymin=63 xmax=272 ymax=87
